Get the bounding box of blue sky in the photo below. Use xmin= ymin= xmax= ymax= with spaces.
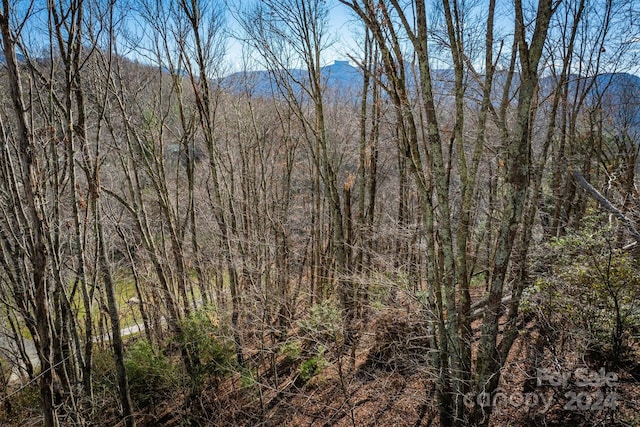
xmin=7 ymin=0 xmax=639 ymax=77
xmin=223 ymin=1 xmax=359 ymax=73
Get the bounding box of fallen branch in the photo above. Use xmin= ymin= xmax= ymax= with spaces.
xmin=571 ymin=168 xmax=640 ymax=245
xmin=470 ymin=293 xmax=513 ymax=321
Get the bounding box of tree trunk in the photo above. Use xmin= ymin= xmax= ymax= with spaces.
xmin=0 ymin=7 xmax=58 ymax=426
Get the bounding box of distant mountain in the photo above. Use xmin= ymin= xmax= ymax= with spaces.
xmin=0 ymin=52 xmax=27 ymax=66
xmin=221 ymin=60 xmax=363 ymax=99
xmin=221 ymin=63 xmax=640 ymax=139
xmin=591 ymin=72 xmax=640 ymax=105
xmin=322 ymin=60 xmax=363 ymax=94
xmin=220 ymin=60 xmax=469 ymax=103
xmin=540 ymin=72 xmax=640 ymax=133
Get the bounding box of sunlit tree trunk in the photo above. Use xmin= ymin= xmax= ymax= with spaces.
xmin=0 ymin=4 xmax=57 ymax=425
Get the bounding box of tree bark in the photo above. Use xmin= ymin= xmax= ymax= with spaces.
xmin=0 ymin=4 xmax=57 ymax=425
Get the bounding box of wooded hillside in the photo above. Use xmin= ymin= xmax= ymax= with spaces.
xmin=0 ymin=1 xmax=639 ymax=426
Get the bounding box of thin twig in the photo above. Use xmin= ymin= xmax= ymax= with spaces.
xmin=1 ymin=354 xmax=72 ymax=403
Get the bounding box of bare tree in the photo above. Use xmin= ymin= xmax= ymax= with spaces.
xmin=338 ymin=0 xmax=559 ymax=424
xmin=238 ymin=0 xmax=361 ymax=355
xmin=0 ymin=2 xmax=58 ymax=425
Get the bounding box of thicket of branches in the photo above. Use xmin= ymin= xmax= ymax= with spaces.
xmin=0 ymin=0 xmax=639 ymax=426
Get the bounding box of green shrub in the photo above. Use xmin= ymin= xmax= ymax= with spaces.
xmin=298 ymin=302 xmax=342 ymax=347
xmin=240 ymin=367 xmax=259 ymax=391
xmin=91 ymin=346 xmax=118 ymax=399
xmin=278 ymin=339 xmax=302 ymax=360
xmin=530 ymin=215 xmax=640 ymax=366
xmin=124 ymin=339 xmax=178 ymax=407
xmin=179 ymin=306 xmax=236 ymax=384
xmin=299 ymin=346 xmax=328 ymax=382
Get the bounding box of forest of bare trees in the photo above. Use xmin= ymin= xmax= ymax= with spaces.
xmin=0 ymin=0 xmax=639 ymax=426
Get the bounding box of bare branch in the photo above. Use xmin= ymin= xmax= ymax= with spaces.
xmin=571 ymin=168 xmax=640 ymax=245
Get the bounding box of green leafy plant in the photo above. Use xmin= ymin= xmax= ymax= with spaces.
xmin=179 ymin=306 xmax=236 ymax=385
xmin=124 ymin=339 xmax=178 ymax=407
xmin=298 ymin=302 xmax=342 ymax=348
xmin=240 ymin=367 xmax=259 ymax=391
xmin=279 ymin=338 xmax=303 ymax=360
xmin=530 ymin=215 xmax=640 ymax=366
xmin=299 ymin=346 xmax=328 ymax=382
